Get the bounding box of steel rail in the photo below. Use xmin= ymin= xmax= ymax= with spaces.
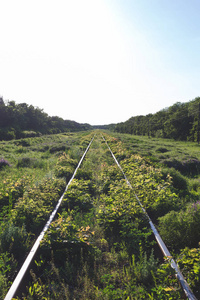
xmin=102 ymin=134 xmax=197 ymax=300
xmin=4 ymin=135 xmax=95 ymax=300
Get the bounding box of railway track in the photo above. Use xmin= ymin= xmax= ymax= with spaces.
xmin=4 ymin=133 xmax=197 ymax=299
xmin=102 ymin=134 xmax=197 ymax=300
xmin=4 ymin=136 xmax=95 ymax=300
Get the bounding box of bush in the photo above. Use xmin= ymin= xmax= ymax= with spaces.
xmin=54 ymin=153 xmax=77 ymax=181
xmin=0 ymin=223 xmax=30 ymax=259
xmin=156 ymin=147 xmax=169 ymax=153
xmin=162 ymin=158 xmax=200 ymax=175
xmin=177 ymin=246 xmax=200 ymax=296
xmin=55 ymin=165 xmax=74 ymax=181
xmin=158 ymin=202 xmax=200 ymax=250
xmin=0 ymin=158 xmax=11 ymax=170
xmin=76 ymin=169 xmax=93 ymax=180
xmin=12 ymin=178 xmax=66 ymax=233
xmin=62 ymin=179 xmax=93 ymax=212
xmin=0 ymin=129 xmax=16 ymax=141
xmin=49 ymin=144 xmax=66 ymax=153
xmin=21 ymin=131 xmax=40 ymax=138
xmin=15 ymin=139 xmax=30 ymax=147
xmin=17 ymin=157 xmax=45 ymax=168
xmin=127 ymin=248 xmax=159 ymax=286
xmin=162 ymin=168 xmax=188 ymax=191
xmin=0 ymin=273 xmax=7 ymax=300
xmin=189 ymin=178 xmax=200 ymax=192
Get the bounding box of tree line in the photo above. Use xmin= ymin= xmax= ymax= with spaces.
xmin=113 ymin=97 xmax=200 ymax=142
xmin=2 ymin=96 xmax=200 ymax=142
xmin=0 ymin=98 xmax=92 ymax=140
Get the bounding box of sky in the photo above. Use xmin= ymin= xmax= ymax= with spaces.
xmin=0 ymin=0 xmax=200 ymax=125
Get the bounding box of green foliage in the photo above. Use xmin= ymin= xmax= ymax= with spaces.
xmin=162 ymin=157 xmax=200 ymax=176
xmin=97 ymin=182 xmax=152 ymax=254
xmin=114 ymin=97 xmax=200 ymax=143
xmin=42 ymin=213 xmax=95 ymax=251
xmin=54 ymin=152 xmax=77 ymax=181
xmin=1 ymin=131 xmax=199 ymax=299
xmin=0 ymin=252 xmax=17 ymax=299
xmin=0 ymin=100 xmax=92 ymax=140
xmin=12 ymin=177 xmax=66 ymax=232
xmin=158 ymin=202 xmax=200 ymax=250
xmin=120 ymin=154 xmax=179 ymax=219
xmin=0 ymin=223 xmax=30 ymax=259
xmin=0 ymin=158 xmax=11 ymax=170
xmin=0 ymin=273 xmax=7 ymax=300
xmin=124 ymin=247 xmax=159 ymax=286
xmin=177 ymin=246 xmax=200 ymax=296
xmin=17 ymin=157 xmax=46 ymax=168
xmin=151 ymin=258 xmax=183 ymax=299
xmin=162 ymin=168 xmax=188 ymax=192
xmin=63 ymin=179 xmax=93 ymax=212
xmin=0 ymin=175 xmax=28 ymax=211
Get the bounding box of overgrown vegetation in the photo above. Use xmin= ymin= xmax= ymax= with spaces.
xmin=0 ymin=131 xmax=200 ymax=299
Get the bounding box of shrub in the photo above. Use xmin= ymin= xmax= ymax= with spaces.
xmin=55 ymin=165 xmax=74 ymax=181
xmin=76 ymin=168 xmax=93 ymax=180
xmin=17 ymin=157 xmax=45 ymax=168
xmin=189 ymin=178 xmax=200 ymax=192
xmin=17 ymin=157 xmax=34 ymax=168
xmin=162 ymin=158 xmax=200 ymax=175
xmin=15 ymin=139 xmax=30 ymax=147
xmin=158 ymin=202 xmax=200 ymax=250
xmin=156 ymin=147 xmax=169 ymax=153
xmin=126 ymin=248 xmax=159 ymax=286
xmin=54 ymin=153 xmax=77 ymax=181
xmin=0 ymin=158 xmax=11 ymax=170
xmin=21 ymin=131 xmax=40 ymax=138
xmin=42 ymin=213 xmax=94 ymax=250
xmin=6 ymin=131 xmax=16 ymax=140
xmin=177 ymin=246 xmax=200 ymax=296
xmin=62 ymin=179 xmax=93 ymax=212
xmin=0 ymin=223 xmax=30 ymax=258
xmin=0 ymin=273 xmax=7 ymax=300
xmin=49 ymin=144 xmax=66 ymax=153
xmin=12 ymin=178 xmax=66 ymax=233
xmin=162 ymin=168 xmax=188 ymax=192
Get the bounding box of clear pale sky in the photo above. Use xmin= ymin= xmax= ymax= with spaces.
xmin=0 ymin=0 xmax=200 ymax=125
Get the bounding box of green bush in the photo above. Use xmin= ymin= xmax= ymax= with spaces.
xmin=0 ymin=223 xmax=30 ymax=258
xmin=12 ymin=178 xmax=66 ymax=233
xmin=15 ymin=139 xmax=30 ymax=147
xmin=156 ymin=147 xmax=169 ymax=153
xmin=17 ymin=157 xmax=46 ymax=169
xmin=21 ymin=131 xmax=40 ymax=138
xmin=125 ymin=248 xmax=159 ymax=286
xmin=0 ymin=158 xmax=11 ymax=170
xmin=17 ymin=157 xmax=35 ymax=168
xmin=189 ymin=178 xmax=200 ymax=192
xmin=158 ymin=202 xmax=200 ymax=250
xmin=49 ymin=144 xmax=66 ymax=153
xmin=162 ymin=167 xmax=188 ymax=192
xmin=0 ymin=273 xmax=7 ymax=300
xmin=55 ymin=165 xmax=74 ymax=181
xmin=63 ymin=179 xmax=93 ymax=212
xmin=162 ymin=158 xmax=200 ymax=176
xmin=177 ymin=246 xmax=200 ymax=296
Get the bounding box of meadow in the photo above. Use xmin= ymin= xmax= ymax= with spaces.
xmin=0 ymin=131 xmax=200 ymax=299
